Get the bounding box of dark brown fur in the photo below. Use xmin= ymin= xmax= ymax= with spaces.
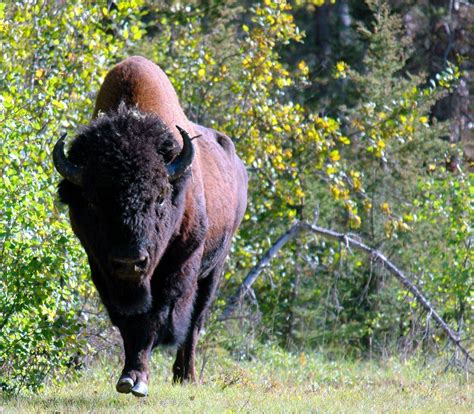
xmin=58 ymin=56 xmax=247 ymax=390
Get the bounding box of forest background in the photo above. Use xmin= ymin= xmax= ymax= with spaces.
xmin=0 ymin=0 xmax=472 ymax=395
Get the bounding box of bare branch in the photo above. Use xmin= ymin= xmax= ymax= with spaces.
xmin=221 ymin=220 xmax=473 ymax=363
xmin=220 ymin=222 xmax=302 ymax=321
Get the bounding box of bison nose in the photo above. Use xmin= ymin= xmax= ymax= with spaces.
xmin=110 ymin=254 xmax=149 ymax=278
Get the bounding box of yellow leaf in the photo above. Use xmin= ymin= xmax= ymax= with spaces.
xmin=336 ymin=61 xmax=346 ymax=72
xmin=380 ymin=202 xmax=391 ymax=215
xmin=352 ymin=177 xmax=361 ymax=191
xmin=52 ymin=100 xmax=66 ymax=110
xmin=326 ymin=165 xmax=336 ymax=175
xmin=350 ymin=214 xmax=361 ymax=229
xmin=397 ymin=221 xmax=411 ymax=232
xmin=329 ymin=150 xmax=340 ymax=161
xmin=295 ymin=188 xmax=305 ymax=198
xmin=297 ymin=60 xmax=309 ymax=76
xmin=338 ymin=136 xmax=350 ymax=145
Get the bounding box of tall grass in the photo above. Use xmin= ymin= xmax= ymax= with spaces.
xmin=2 ymin=348 xmax=471 ymax=413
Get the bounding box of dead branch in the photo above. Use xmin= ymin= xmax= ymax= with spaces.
xmin=219 ymin=222 xmax=302 ymax=321
xmin=221 ymin=220 xmax=473 ymax=363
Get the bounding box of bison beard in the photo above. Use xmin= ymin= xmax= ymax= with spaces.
xmin=53 ymin=56 xmax=248 ymax=398
xmin=107 ymin=277 xmax=153 ymax=316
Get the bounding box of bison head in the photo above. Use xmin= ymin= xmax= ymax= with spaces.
xmin=54 ymin=105 xmax=194 ymax=315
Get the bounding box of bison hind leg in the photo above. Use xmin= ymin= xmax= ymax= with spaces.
xmin=172 ymin=264 xmax=222 ymax=383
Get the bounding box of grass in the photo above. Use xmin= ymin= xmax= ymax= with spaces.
xmin=1 ymin=348 xmax=472 ymax=413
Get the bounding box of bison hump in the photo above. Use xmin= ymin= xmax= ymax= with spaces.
xmin=93 ymin=56 xmax=189 ymax=137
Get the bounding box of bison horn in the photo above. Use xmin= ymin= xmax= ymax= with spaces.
xmin=167 ymin=125 xmax=195 ymax=180
xmin=53 ymin=133 xmax=83 ymax=186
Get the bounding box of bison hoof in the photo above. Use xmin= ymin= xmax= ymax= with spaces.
xmin=131 ymin=381 xmax=148 ymax=397
xmin=116 ymin=376 xmax=134 ymax=394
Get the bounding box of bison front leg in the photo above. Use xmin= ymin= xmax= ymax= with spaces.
xmin=115 ymin=317 xmax=155 ymax=397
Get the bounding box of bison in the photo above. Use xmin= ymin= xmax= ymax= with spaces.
xmin=53 ymin=56 xmax=248 ymax=397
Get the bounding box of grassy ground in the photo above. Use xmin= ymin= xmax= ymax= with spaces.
xmin=1 ymin=349 xmax=472 ymax=413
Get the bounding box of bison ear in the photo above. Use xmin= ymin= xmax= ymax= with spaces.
xmin=53 ymin=133 xmax=84 ymax=186
xmin=166 ymin=125 xmax=194 ymax=181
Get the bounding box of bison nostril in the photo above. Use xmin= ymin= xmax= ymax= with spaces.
xmin=111 ymin=254 xmax=149 ymax=275
xmin=135 ymin=256 xmax=148 ymax=270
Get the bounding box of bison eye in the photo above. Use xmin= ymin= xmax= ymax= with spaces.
xmin=157 ymin=198 xmax=165 ymax=207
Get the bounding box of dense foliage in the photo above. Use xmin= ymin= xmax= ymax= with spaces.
xmin=0 ymin=0 xmax=471 ymax=393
